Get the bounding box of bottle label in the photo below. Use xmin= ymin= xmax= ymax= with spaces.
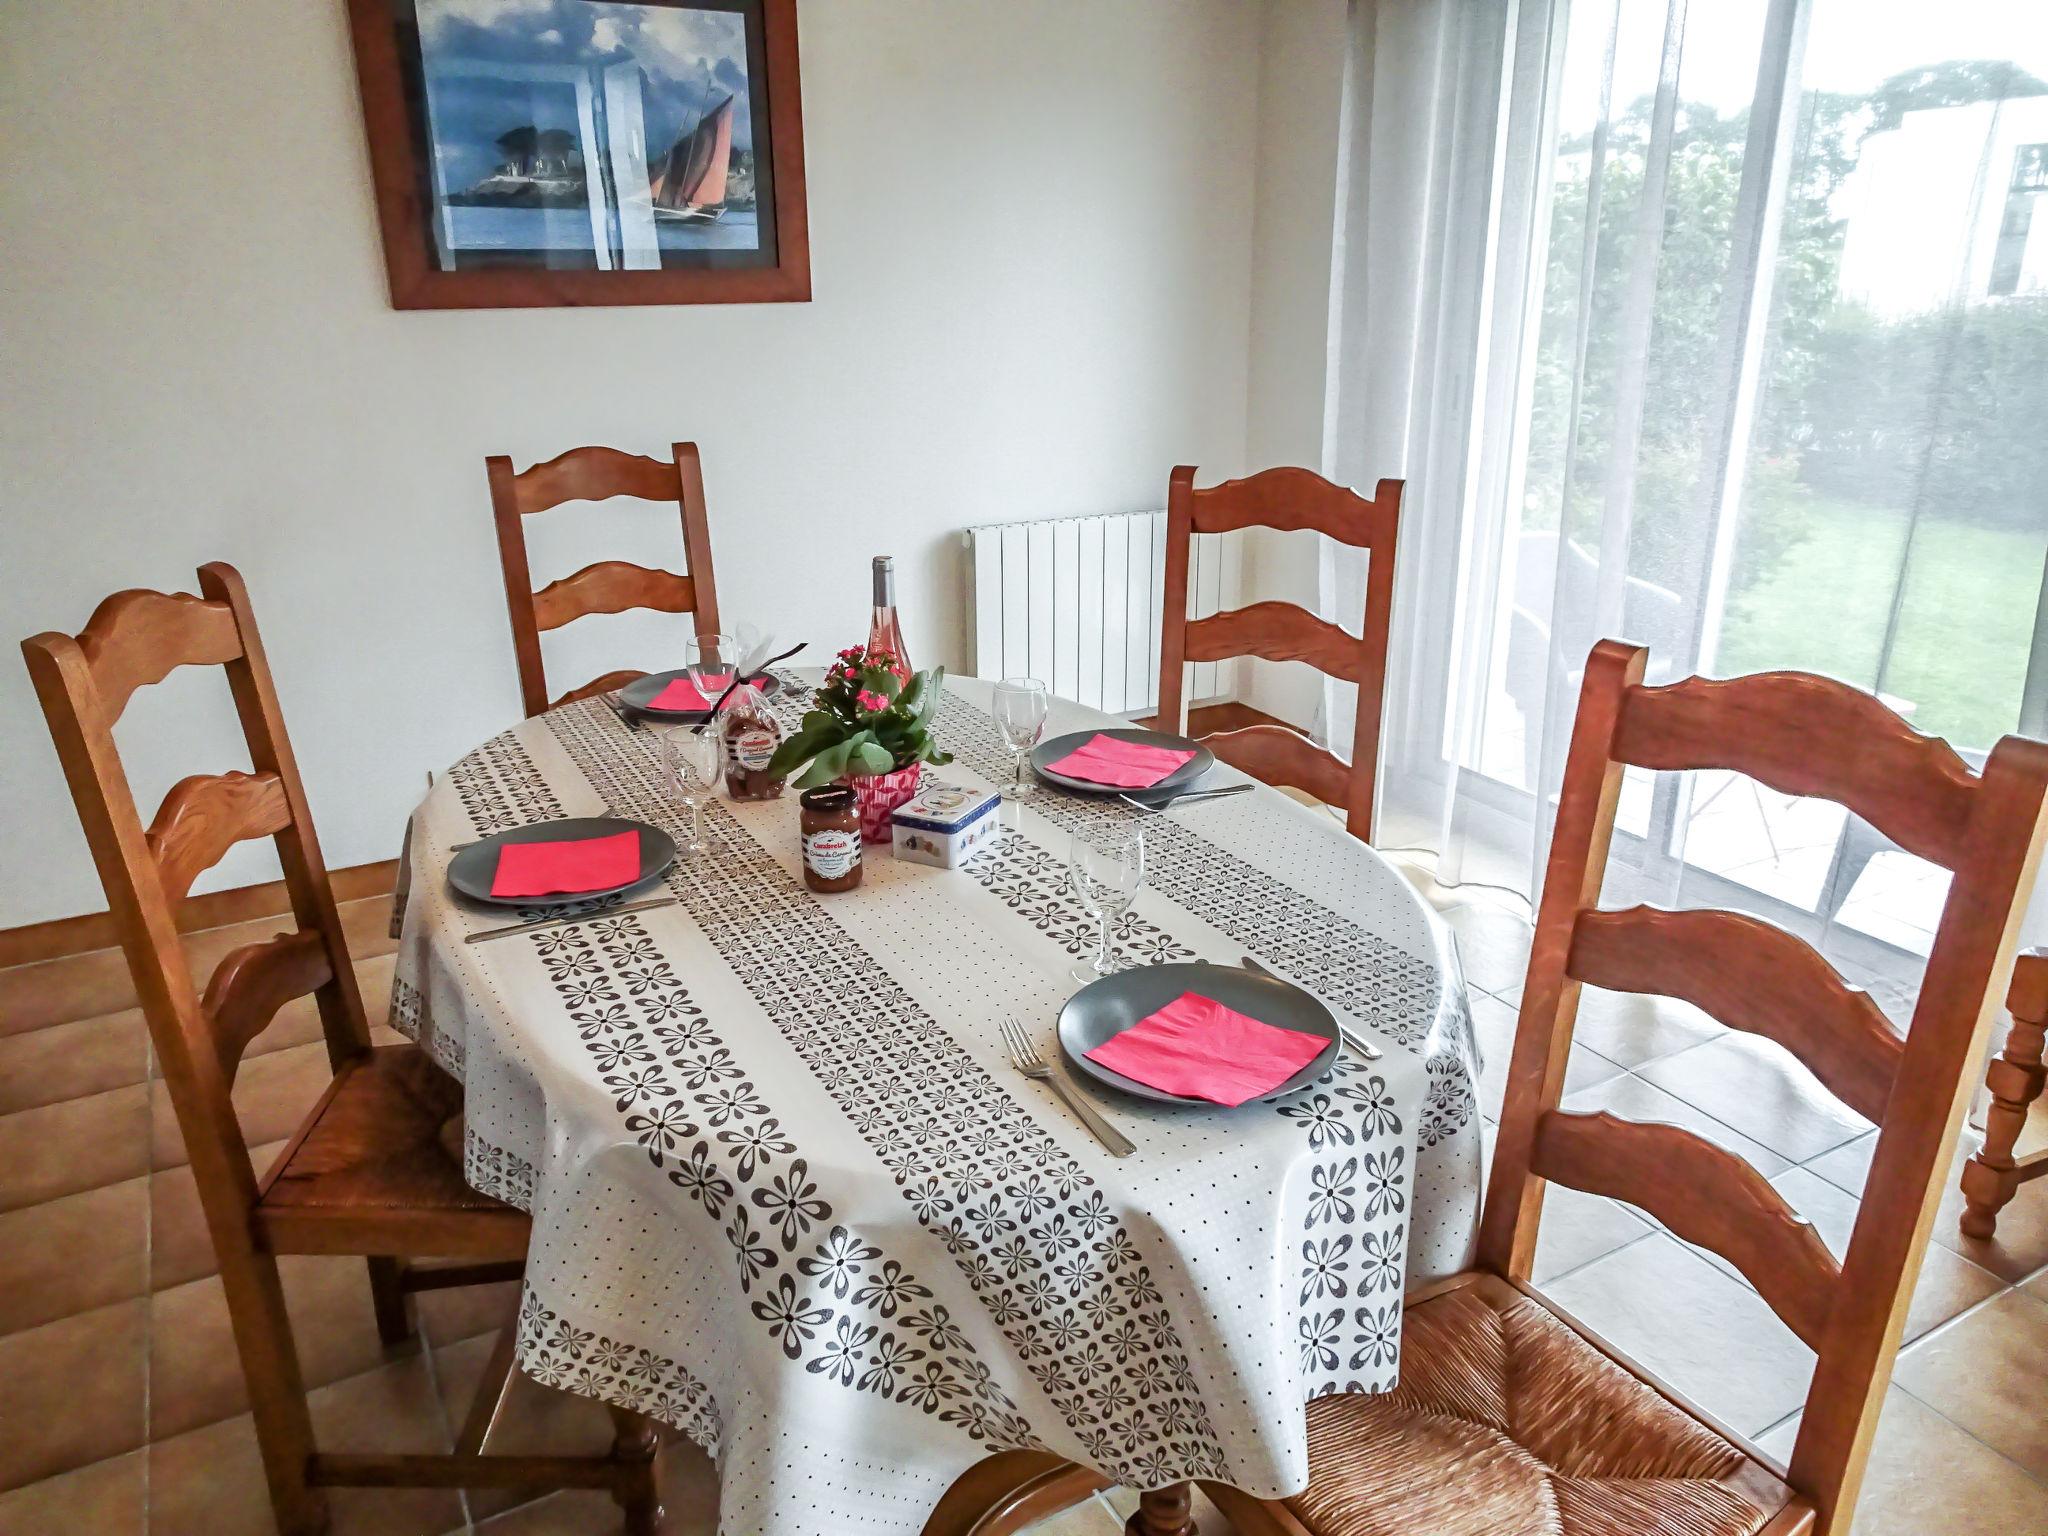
xmin=804 ymin=829 xmax=861 ymax=879
xmin=731 ymin=728 xmax=778 ymax=772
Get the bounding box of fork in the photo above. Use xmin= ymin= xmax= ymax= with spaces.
xmin=1000 ymin=1017 xmax=1134 ymax=1157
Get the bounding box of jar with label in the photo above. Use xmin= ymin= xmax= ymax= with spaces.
xmin=801 ymin=786 xmax=863 ymax=892
xmin=720 ymin=681 xmax=785 ymax=801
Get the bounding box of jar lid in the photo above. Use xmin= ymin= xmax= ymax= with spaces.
xmin=800 ymin=786 xmax=856 ymax=812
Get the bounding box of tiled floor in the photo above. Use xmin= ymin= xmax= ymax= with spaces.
xmin=1 ymin=874 xmax=2043 ymax=1534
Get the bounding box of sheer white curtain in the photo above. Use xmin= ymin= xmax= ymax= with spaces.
xmin=1322 ymin=0 xmax=2048 ymax=995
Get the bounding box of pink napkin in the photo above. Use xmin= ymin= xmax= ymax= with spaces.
xmin=490 ymin=830 xmax=641 ymax=898
xmin=1045 ymin=733 xmax=1196 ymax=788
xmin=646 ymin=672 xmax=735 ymax=712
xmin=1083 ymin=992 xmax=1329 ymax=1106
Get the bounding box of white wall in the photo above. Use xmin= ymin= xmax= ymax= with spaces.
xmin=0 ymin=0 xmax=1260 ymax=927
xmin=1240 ymin=0 xmax=1348 ymax=728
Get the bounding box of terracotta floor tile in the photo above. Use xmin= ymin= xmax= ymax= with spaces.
xmin=1530 ymin=1184 xmax=1655 ymax=1286
xmin=1470 ymin=990 xmax=1620 ymax=1120
xmin=0 ymin=1448 xmax=145 ymax=1533
xmin=471 ymin=1440 xmax=721 ymax=1534
xmin=0 ymin=945 xmax=137 ymax=1038
xmin=1566 ymin=985 xmax=1722 ymax=1069
xmin=1815 ymin=1130 xmax=2048 ymax=1283
xmin=1544 ymin=1232 xmax=1815 ymax=1436
xmin=0 ymin=1297 xmax=148 ymax=1492
xmin=1760 ymin=1385 xmax=2048 ymax=1535
xmin=148 ymin=1138 xmax=289 ymax=1291
xmin=149 ymin=1354 xmax=464 ymax=1536
xmin=1892 ymin=1287 xmax=2048 ymax=1481
xmin=0 ymin=1081 xmax=151 ymax=1214
xmin=1440 ymin=903 xmax=1533 ymax=996
xmin=0 ymin=1174 xmax=148 ymax=1335
xmin=432 ymin=1330 xmax=614 ymax=1521
xmin=1636 ymin=1032 xmax=1871 ymax=1163
xmin=2027 ymin=1266 xmax=2046 ymax=1301
xmin=415 ymin=1274 xmax=522 ymax=1350
xmin=150 ymin=1255 xmax=412 ymax=1440
xmin=0 ymin=1005 xmax=149 ymax=1116
xmin=1561 ymin=1070 xmax=1793 ymax=1178
xmin=151 ymin=1038 xmax=333 ymax=1170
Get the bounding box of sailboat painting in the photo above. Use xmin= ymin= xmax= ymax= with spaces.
xmin=359 ymin=0 xmax=804 ymax=299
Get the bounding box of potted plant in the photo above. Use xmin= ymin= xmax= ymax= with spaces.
xmin=766 ymin=646 xmax=953 ymax=841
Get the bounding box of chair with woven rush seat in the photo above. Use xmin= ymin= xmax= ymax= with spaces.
xmin=1191 ymin=640 xmax=2048 ymax=1536
xmin=22 ymin=563 xmax=664 ymax=1536
xmin=489 ymin=440 xmax=724 ymax=717
xmin=1156 ymin=466 xmax=1402 ymax=842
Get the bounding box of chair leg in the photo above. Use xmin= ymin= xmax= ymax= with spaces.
xmin=607 ymin=1406 xmax=664 ymax=1536
xmin=367 ymin=1257 xmax=414 ymax=1346
xmin=1127 ymin=1483 xmax=1196 ymax=1536
xmin=1960 ymin=1011 xmax=2048 ymax=1239
xmin=220 ymin=1247 xmax=330 ymax=1536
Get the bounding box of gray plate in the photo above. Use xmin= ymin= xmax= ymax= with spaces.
xmin=448 ymin=816 xmax=676 ymax=909
xmin=1030 ymin=728 xmax=1215 ymax=796
xmin=1056 ymin=961 xmax=1341 ymax=1105
xmin=618 ymin=669 xmax=781 ymax=722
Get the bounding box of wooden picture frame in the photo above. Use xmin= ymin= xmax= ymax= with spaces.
xmin=344 ymin=0 xmax=810 ymax=309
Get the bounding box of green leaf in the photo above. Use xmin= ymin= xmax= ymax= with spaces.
xmin=852 ymin=740 xmax=895 ymax=775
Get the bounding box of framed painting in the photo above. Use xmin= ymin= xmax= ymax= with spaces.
xmin=345 ymin=0 xmax=809 ymax=308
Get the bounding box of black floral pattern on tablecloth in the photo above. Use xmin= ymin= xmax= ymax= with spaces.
xmin=545 ymin=701 xmax=1234 ymax=1485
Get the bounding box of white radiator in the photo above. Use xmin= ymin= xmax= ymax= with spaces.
xmin=966 ymin=510 xmax=1241 ymax=717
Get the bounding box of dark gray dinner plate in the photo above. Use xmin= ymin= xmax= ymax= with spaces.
xmin=448 ymin=817 xmax=676 ymax=909
xmin=617 ymin=669 xmax=781 ymax=722
xmin=1029 ymin=727 xmax=1215 ymax=796
xmin=1055 ymin=961 xmax=1341 ymax=1106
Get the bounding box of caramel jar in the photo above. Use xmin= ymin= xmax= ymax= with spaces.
xmin=721 ymin=683 xmax=785 ymax=801
xmin=801 ymin=787 xmax=863 ymax=892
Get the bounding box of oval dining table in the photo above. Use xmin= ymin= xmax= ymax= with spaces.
xmin=390 ymin=672 xmax=1485 ymax=1536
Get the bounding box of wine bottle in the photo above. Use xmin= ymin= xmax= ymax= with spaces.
xmin=867 ymin=555 xmax=910 ymax=674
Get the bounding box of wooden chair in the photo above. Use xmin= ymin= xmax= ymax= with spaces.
xmin=22 ymin=564 xmax=664 ymax=1536
xmin=926 ymin=642 xmax=2048 ymax=1536
xmin=488 ymin=441 xmax=723 ymax=717
xmin=1959 ymin=951 xmax=2048 ymax=1238
xmin=1156 ymin=466 xmax=1402 ymax=841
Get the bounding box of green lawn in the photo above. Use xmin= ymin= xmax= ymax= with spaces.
xmin=1715 ymin=498 xmax=2042 ymax=749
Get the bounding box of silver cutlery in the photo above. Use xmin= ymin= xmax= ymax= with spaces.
xmin=1117 ymin=783 xmax=1254 ymax=814
xmin=1240 ymin=955 xmax=1383 ymax=1061
xmin=466 ymin=896 xmax=677 ymax=946
xmin=1000 ymin=1016 xmax=1134 ymax=1157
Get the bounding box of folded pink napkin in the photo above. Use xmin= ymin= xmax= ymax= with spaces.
xmin=1045 ymin=733 xmax=1196 ymax=788
xmin=646 ymin=672 xmax=735 ymax=712
xmin=1083 ymin=992 xmax=1329 ymax=1106
xmin=490 ymin=830 xmax=641 ymax=898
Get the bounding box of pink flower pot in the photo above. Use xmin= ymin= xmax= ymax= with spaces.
xmin=845 ymin=762 xmax=923 ymax=843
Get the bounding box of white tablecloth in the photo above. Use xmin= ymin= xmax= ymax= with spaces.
xmin=391 ymin=675 xmax=1482 ymax=1535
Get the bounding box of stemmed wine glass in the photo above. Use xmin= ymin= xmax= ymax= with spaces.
xmin=993 ymin=677 xmax=1050 ymax=799
xmin=1068 ymin=823 xmax=1145 ymax=983
xmin=685 ymin=632 xmax=738 ymax=709
xmin=661 ymin=726 xmax=723 ymax=861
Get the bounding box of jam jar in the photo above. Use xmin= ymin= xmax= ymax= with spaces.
xmin=800 ymin=786 xmax=863 ymax=892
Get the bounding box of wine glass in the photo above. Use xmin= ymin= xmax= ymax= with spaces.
xmin=993 ymin=678 xmax=1050 ymax=801
xmin=685 ymin=632 xmax=738 ymax=710
xmin=661 ymin=726 xmax=723 ymax=860
xmin=1068 ymin=823 xmax=1145 ymax=983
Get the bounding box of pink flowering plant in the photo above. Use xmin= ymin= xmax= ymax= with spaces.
xmin=765 ymin=645 xmax=952 ymax=788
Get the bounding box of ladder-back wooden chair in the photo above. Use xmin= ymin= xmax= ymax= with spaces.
xmin=1203 ymin=641 xmax=2048 ymax=1536
xmin=22 ymin=563 xmax=664 ymax=1536
xmin=1960 ymin=952 xmax=2048 ymax=1238
xmin=1156 ymin=466 xmax=1402 ymax=841
xmin=488 ymin=440 xmax=724 ymax=717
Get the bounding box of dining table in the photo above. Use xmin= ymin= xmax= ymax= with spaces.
xmin=389 ymin=671 xmax=1486 ymax=1536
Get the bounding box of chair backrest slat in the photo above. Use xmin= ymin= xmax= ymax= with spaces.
xmin=1569 ymin=906 xmax=1904 ymax=1124
xmin=1480 ymin=636 xmax=2048 ymax=1535
xmin=22 ymin=562 xmax=373 ymax=1215
xmin=487 ymin=441 xmax=722 ymax=717
xmin=1158 ymin=466 xmax=1402 ymax=840
xmin=147 ymin=770 xmax=294 ymax=905
xmin=1532 ymin=1109 xmax=1842 ymax=1350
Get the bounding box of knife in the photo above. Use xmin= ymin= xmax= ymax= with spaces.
xmin=1240 ymin=955 xmax=1383 ymax=1061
